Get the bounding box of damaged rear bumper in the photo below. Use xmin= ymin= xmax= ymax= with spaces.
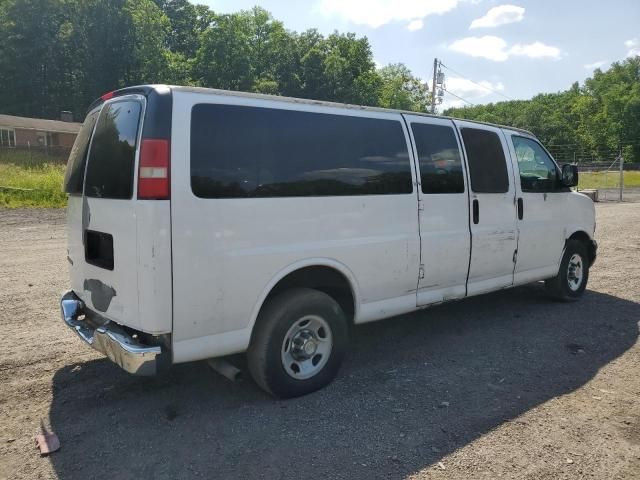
xmin=60 ymin=290 xmax=164 ymax=375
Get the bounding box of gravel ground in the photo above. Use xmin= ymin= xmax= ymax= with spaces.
xmin=0 ymin=204 xmax=638 ymax=480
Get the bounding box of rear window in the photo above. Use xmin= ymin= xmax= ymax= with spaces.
xmin=190 ymin=104 xmax=413 ymax=198
xmin=63 ymin=109 xmax=99 ymax=194
xmin=84 ymin=100 xmax=142 ymax=199
xmin=461 ymin=128 xmax=509 ymax=193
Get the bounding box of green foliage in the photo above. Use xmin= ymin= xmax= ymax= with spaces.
xmin=378 ymin=63 xmax=430 ymax=111
xmin=0 ymin=0 xmax=431 ymax=121
xmin=0 ymin=154 xmax=67 ymax=208
xmin=445 ymin=58 xmax=640 ymax=162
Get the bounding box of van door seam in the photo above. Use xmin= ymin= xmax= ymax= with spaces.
xmin=452 ymin=120 xmax=473 ymax=296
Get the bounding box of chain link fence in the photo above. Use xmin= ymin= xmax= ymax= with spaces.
xmin=546 ymin=144 xmax=640 ymax=203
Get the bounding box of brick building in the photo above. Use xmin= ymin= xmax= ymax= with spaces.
xmin=0 ymin=114 xmax=81 ymax=150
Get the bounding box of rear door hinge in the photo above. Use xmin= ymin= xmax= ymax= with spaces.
xmin=418 ymin=199 xmax=424 ymax=211
xmin=513 ymin=249 xmax=518 ymax=264
xmin=419 ymin=264 xmax=425 ymax=279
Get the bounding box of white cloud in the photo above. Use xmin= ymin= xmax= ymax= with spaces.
xmin=470 ymin=4 xmax=525 ymax=29
xmin=407 ymin=19 xmax=424 ymax=31
xmin=448 ymin=36 xmax=561 ymax=61
xmin=509 ymin=41 xmax=561 ymax=59
xmin=446 ymin=76 xmax=505 ymax=97
xmin=449 ymin=35 xmax=510 ymax=61
xmin=584 ymin=60 xmax=607 ymax=70
xmin=626 ymin=38 xmax=640 ymax=58
xmin=439 ymin=76 xmax=507 ymax=111
xmin=317 ymin=0 xmax=458 ymax=28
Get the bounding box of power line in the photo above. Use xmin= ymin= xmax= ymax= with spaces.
xmin=442 ymin=88 xmax=475 ymax=107
xmin=439 ymin=62 xmax=514 ymax=101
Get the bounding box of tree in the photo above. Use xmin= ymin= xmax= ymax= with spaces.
xmin=378 ymin=63 xmax=430 ymax=112
xmin=445 ymin=57 xmax=640 ymax=162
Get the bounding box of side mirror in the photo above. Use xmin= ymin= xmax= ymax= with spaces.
xmin=561 ymin=164 xmax=578 ymax=187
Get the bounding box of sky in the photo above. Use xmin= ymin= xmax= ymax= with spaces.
xmin=201 ymin=0 xmax=640 ymax=110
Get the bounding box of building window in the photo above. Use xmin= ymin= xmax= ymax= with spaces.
xmin=46 ymin=132 xmax=60 ymax=146
xmin=0 ymin=128 xmax=16 ymax=147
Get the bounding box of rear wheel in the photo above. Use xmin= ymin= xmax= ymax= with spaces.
xmin=247 ymin=288 xmax=348 ymax=398
xmin=545 ymin=240 xmax=590 ymax=301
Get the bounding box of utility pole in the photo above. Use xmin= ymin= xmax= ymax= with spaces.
xmin=618 ymin=146 xmax=624 ymax=202
xmin=431 ymin=58 xmax=438 ymax=114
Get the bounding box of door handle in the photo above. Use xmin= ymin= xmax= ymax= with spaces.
xmin=473 ymin=199 xmax=479 ymax=224
xmin=517 ymin=197 xmax=524 ymax=220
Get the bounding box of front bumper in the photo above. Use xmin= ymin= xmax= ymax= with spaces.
xmin=60 ymin=290 xmax=163 ymax=375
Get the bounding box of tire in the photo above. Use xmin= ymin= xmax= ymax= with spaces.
xmin=545 ymin=239 xmax=590 ymax=301
xmin=247 ymin=288 xmax=349 ymax=398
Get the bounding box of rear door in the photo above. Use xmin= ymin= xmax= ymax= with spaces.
xmin=404 ymin=115 xmax=471 ymax=306
xmin=455 ymin=121 xmax=518 ymax=295
xmin=65 ymin=95 xmax=145 ymax=330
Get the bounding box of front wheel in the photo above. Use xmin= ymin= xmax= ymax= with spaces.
xmin=247 ymin=288 xmax=348 ymax=398
xmin=545 ymin=240 xmax=590 ymax=301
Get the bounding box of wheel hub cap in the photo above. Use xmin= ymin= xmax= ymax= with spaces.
xmin=291 ymin=330 xmax=318 ymax=359
xmin=567 ymin=253 xmax=584 ymax=292
xmin=281 ymin=315 xmax=333 ymax=380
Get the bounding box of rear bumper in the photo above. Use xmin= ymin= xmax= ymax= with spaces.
xmin=60 ymin=290 xmax=163 ymax=375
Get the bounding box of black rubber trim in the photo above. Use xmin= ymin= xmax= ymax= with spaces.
xmin=589 ymin=239 xmax=598 ymax=267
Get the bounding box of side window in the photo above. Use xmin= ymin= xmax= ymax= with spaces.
xmin=84 ymin=100 xmax=142 ymax=199
xmin=461 ymin=128 xmax=509 ymax=193
xmin=411 ymin=123 xmax=464 ymax=194
xmin=512 ymin=136 xmax=559 ymax=192
xmin=190 ymin=104 xmax=413 ymax=198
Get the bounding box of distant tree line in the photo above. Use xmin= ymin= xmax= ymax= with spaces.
xmin=0 ymin=0 xmax=430 ymax=120
xmin=445 ymin=57 xmax=640 ymax=163
xmin=1 ymin=0 xmax=638 ymax=162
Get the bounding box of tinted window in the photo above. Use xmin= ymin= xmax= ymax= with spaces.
xmin=512 ymin=136 xmax=559 ymax=192
xmin=84 ymin=100 xmax=142 ymax=199
xmin=63 ymin=109 xmax=99 ymax=194
xmin=461 ymin=128 xmax=509 ymax=193
xmin=191 ymin=104 xmax=412 ymax=198
xmin=411 ymin=123 xmax=464 ymax=194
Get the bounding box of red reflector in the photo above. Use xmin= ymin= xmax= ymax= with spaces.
xmin=138 ymin=139 xmax=170 ymax=200
xmin=101 ymin=91 xmax=115 ymax=101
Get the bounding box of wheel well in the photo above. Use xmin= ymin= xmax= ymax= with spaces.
xmin=262 ymin=266 xmax=355 ymax=323
xmin=568 ymin=231 xmax=594 ymax=263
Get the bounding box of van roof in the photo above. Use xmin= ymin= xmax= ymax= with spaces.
xmin=105 ymin=84 xmax=535 ymax=137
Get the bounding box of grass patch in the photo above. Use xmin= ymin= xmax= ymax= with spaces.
xmin=0 ymin=160 xmax=67 ymax=208
xmin=579 ymin=170 xmax=640 ymax=189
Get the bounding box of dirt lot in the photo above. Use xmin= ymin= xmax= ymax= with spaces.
xmin=0 ymin=203 xmax=639 ymax=480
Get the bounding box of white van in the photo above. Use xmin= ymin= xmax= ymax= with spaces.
xmin=60 ymin=85 xmax=597 ymax=398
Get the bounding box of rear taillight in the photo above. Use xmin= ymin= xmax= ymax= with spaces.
xmin=100 ymin=91 xmax=115 ymax=101
xmin=138 ymin=139 xmax=170 ymax=200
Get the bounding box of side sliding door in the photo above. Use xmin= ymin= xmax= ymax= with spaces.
xmin=454 ymin=121 xmax=518 ymax=296
xmin=404 ymin=115 xmax=471 ymax=306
